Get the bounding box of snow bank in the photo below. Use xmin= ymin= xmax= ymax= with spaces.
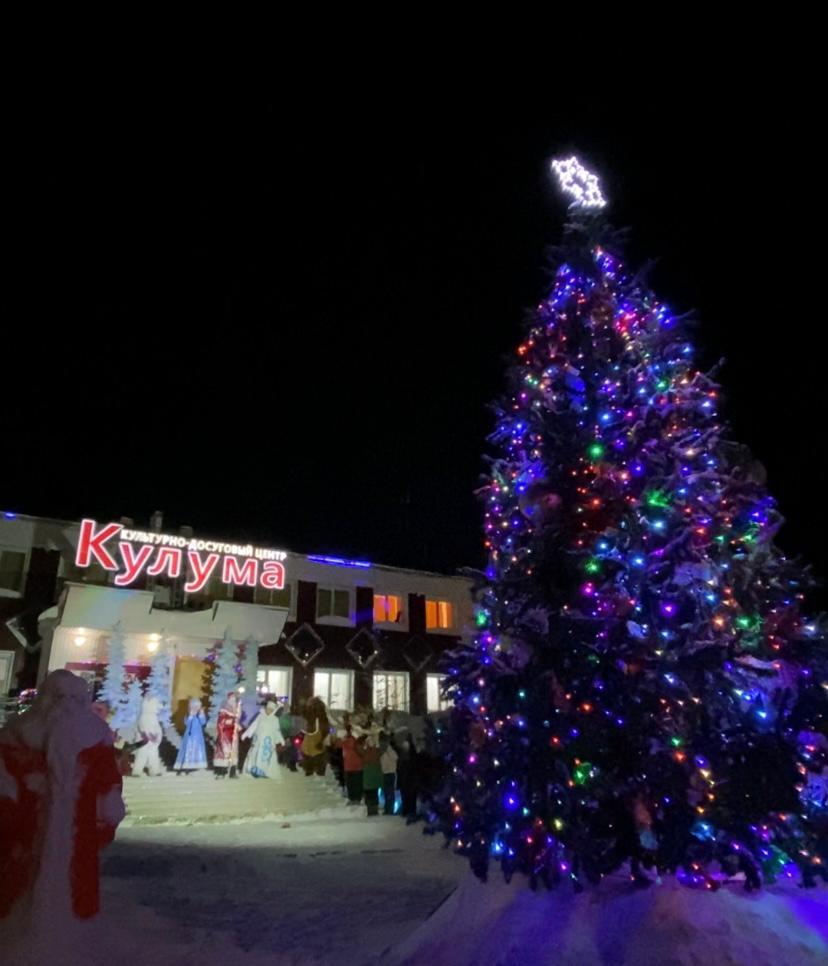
xmin=383 ymin=872 xmax=828 ymax=966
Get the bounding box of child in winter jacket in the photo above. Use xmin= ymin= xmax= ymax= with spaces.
xmin=360 ymin=736 xmax=382 ymax=817
xmin=379 ymin=731 xmax=398 ymax=815
xmin=338 ymin=723 xmax=364 ymax=804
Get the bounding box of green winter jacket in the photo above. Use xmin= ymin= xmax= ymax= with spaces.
xmin=362 ymin=747 xmax=382 ymax=790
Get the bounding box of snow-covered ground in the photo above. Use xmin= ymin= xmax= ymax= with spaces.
xmin=2 ymin=812 xmax=827 ymax=966
xmin=1 ymin=811 xmax=463 ymax=966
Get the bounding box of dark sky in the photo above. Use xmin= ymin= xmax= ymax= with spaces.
xmin=5 ymin=90 xmax=826 ymax=597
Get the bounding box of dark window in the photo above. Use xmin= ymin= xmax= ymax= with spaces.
xmin=0 ymin=549 xmax=26 ymax=593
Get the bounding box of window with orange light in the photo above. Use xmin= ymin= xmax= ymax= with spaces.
xmin=426 ymin=599 xmax=454 ymax=630
xmin=373 ymin=594 xmax=402 ymax=623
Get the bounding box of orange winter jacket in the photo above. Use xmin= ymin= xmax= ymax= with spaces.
xmin=340 ymin=734 xmax=363 ymax=773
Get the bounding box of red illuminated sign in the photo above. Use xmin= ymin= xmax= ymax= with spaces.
xmin=75 ymin=519 xmax=287 ymax=594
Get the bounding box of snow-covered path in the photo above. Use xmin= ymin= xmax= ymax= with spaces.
xmin=2 ymin=812 xmax=463 ymax=966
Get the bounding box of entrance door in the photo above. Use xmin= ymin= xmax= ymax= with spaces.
xmin=172 ymin=656 xmax=209 ymax=732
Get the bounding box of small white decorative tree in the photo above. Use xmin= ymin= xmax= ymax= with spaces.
xmin=145 ymin=645 xmax=181 ymax=748
xmin=99 ymin=622 xmax=126 ymax=711
xmin=113 ymin=674 xmax=143 ymax=736
xmin=240 ymin=635 xmax=259 ymax=726
xmin=145 ymin=646 xmax=173 ymax=727
xmin=206 ymin=628 xmax=239 ymax=737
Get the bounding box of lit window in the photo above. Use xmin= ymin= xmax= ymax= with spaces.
xmin=256 ymin=665 xmax=293 ymax=702
xmin=313 ymin=668 xmax=354 ymax=709
xmin=426 ymin=673 xmax=453 ymax=712
xmin=373 ymin=671 xmax=409 ymax=712
xmin=373 ymin=594 xmax=402 ymax=623
xmin=0 ymin=549 xmax=26 ymax=593
xmin=317 ymin=587 xmax=350 ymax=621
xmin=255 ymin=583 xmax=292 ymax=610
xmin=425 ymin=599 xmax=454 ymax=630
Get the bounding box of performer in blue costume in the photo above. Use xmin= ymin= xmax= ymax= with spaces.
xmin=173 ymin=698 xmax=208 ymax=773
xmin=242 ymin=701 xmax=284 ymax=779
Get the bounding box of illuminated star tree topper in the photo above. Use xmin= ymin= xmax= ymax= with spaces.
xmin=551 ymin=155 xmax=607 ymax=209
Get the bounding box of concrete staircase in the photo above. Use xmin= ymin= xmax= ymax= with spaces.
xmin=122 ymin=768 xmax=347 ymax=825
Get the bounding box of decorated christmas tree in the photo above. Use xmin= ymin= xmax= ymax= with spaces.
xmin=436 ymin=158 xmax=828 ymax=891
xmin=206 ymin=628 xmax=240 ymax=738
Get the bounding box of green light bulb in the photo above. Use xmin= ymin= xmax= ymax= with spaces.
xmin=645 ymin=489 xmax=671 ymax=508
xmin=588 ymin=443 xmax=605 ymax=461
xmin=736 ymin=614 xmax=762 ymax=632
xmin=573 ymin=762 xmax=593 ymax=786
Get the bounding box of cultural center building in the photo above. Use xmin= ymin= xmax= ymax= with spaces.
xmin=0 ymin=511 xmax=473 ymax=717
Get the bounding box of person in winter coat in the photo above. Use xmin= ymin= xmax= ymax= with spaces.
xmin=338 ymin=722 xmax=364 ymax=805
xmin=379 ymin=731 xmax=398 ymax=815
xmin=242 ymin=701 xmax=285 ymax=779
xmin=395 ymin=730 xmax=419 ymax=822
xmin=276 ymin=708 xmax=300 ymax=771
xmin=0 ymin=670 xmax=125 ymax=930
xmin=174 ymin=698 xmax=208 ymax=774
xmin=360 ymin=735 xmax=382 ymax=817
xmin=328 ymin=720 xmax=345 ymax=790
xmin=214 ymin=692 xmax=241 ymax=778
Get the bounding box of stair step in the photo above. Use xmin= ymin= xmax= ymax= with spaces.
xmin=121 ymin=770 xmax=347 ymax=825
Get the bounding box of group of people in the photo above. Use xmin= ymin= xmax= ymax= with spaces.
xmin=320 ymin=709 xmax=424 ymax=820
xmin=174 ymin=692 xmax=286 ymax=780
xmin=237 ymin=695 xmax=430 ymax=821
xmin=96 ymin=690 xmax=287 ymax=781
xmin=92 ymin=683 xmax=437 ymax=822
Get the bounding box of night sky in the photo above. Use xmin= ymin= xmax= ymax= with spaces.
xmin=6 ymin=93 xmax=825 ymax=600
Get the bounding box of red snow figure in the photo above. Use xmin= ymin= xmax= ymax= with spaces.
xmin=131 ymin=695 xmax=165 ymax=777
xmin=0 ymin=669 xmax=125 ymax=923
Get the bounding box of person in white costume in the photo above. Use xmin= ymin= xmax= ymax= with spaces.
xmin=131 ymin=695 xmax=165 ymax=777
xmin=242 ymin=701 xmax=285 ymax=779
